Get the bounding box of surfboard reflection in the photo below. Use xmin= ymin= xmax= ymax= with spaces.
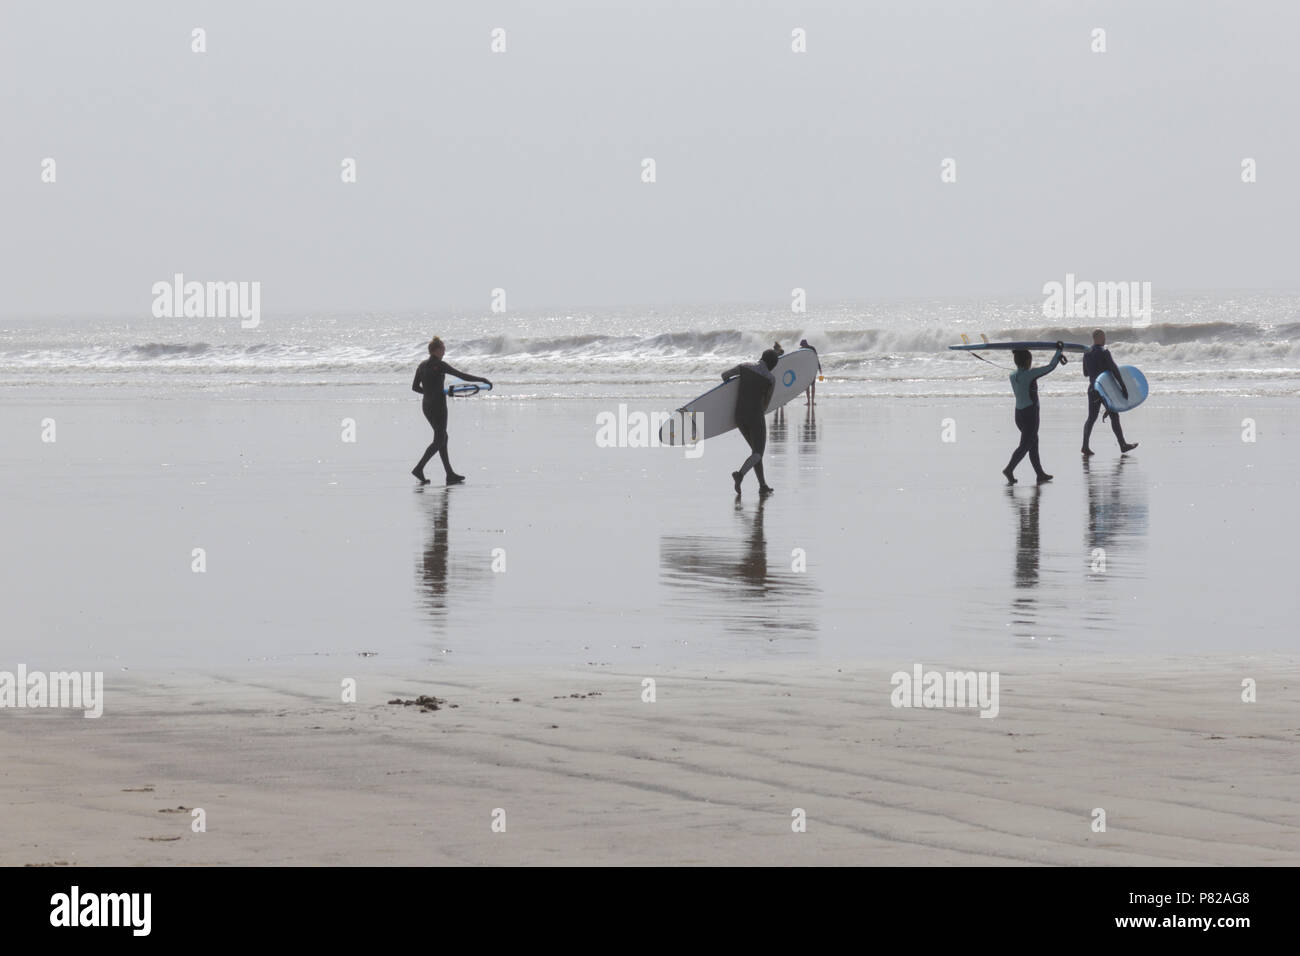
xmin=658 ymin=496 xmax=819 ymax=638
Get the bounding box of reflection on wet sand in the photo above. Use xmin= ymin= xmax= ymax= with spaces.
xmin=1006 ymin=485 xmax=1043 ymax=640
xmin=768 ymin=402 xmax=821 ymax=459
xmin=1081 ymin=455 xmax=1150 ymax=630
xmin=414 ymin=486 xmax=489 ymax=627
xmin=769 ymin=404 xmax=788 ymax=449
xmin=660 ymin=496 xmax=818 ymax=638
xmin=1002 ymin=455 xmax=1152 ymax=646
xmin=799 ymin=403 xmax=818 ymax=449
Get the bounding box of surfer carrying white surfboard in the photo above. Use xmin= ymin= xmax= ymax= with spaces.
xmin=1081 ymin=330 xmax=1138 ymax=456
xmin=723 ymin=349 xmax=779 ymax=496
xmin=410 ymin=337 xmax=491 ymax=486
xmin=1003 ymin=344 xmax=1064 ymax=485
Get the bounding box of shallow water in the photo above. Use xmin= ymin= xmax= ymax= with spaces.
xmin=3 ymin=393 xmax=1295 ymax=672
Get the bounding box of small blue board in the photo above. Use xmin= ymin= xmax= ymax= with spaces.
xmin=1094 ymin=366 xmax=1148 ymax=413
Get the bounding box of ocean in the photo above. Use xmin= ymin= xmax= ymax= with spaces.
xmin=4 ymin=291 xmax=1299 ymax=400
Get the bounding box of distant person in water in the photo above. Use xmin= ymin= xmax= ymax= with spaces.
xmin=411 ymin=337 xmax=491 ymax=485
xmin=770 ymin=343 xmax=786 ymax=421
xmin=799 ymin=338 xmax=822 ymax=406
xmin=1082 ymin=329 xmax=1138 ymax=456
xmin=723 ymin=349 xmax=778 ymax=495
xmin=1003 ymin=343 xmax=1064 ymax=485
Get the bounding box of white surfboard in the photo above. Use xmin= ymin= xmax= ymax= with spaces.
xmin=659 ymin=348 xmax=820 ymax=446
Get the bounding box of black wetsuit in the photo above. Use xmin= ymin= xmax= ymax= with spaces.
xmin=412 ymin=358 xmax=488 ymax=478
xmin=723 ymin=361 xmax=775 ymax=486
xmin=1006 ymin=349 xmax=1063 ymax=479
xmin=1082 ymin=345 xmax=1129 ymax=450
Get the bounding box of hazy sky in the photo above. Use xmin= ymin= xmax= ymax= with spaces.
xmin=3 ymin=0 xmax=1297 ymax=316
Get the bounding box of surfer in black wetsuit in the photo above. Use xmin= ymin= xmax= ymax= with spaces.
xmin=723 ymin=349 xmax=778 ymax=495
xmin=799 ymin=338 xmax=822 ymax=406
xmin=1004 ymin=344 xmax=1064 ymax=485
xmin=1081 ymin=329 xmax=1138 ymax=456
xmin=770 ymin=342 xmax=786 ymax=424
xmin=411 ymin=337 xmax=491 ymax=485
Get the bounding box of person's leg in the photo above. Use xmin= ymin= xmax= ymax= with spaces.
xmin=413 ymin=441 xmax=436 ymax=481
xmin=1109 ymin=409 xmax=1128 ymax=447
xmin=1005 ymin=407 xmax=1032 ymax=480
xmin=1026 ymin=406 xmax=1051 ymax=481
xmin=413 ymin=403 xmax=440 ymax=482
xmin=1083 ymin=391 xmax=1101 ymax=453
xmin=751 ymin=417 xmax=771 ymax=492
xmin=436 ymin=424 xmax=453 ymax=473
xmin=1029 ymin=431 xmax=1045 ymax=477
xmin=733 ymin=419 xmax=758 ymax=491
xmin=734 ymin=417 xmax=769 ymax=490
xmin=432 ymin=406 xmax=463 ymax=481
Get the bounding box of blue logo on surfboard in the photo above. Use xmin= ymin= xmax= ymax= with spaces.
xmin=783 ymin=370 xmax=796 ymax=386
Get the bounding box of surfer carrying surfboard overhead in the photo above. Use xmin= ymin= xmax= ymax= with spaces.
xmin=411 ymin=337 xmax=491 ymax=486
xmin=723 ymin=349 xmax=778 ymax=496
xmin=1082 ymin=330 xmax=1138 ymax=456
xmin=1003 ymin=344 xmax=1064 ymax=485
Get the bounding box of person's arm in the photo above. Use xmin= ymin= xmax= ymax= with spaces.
xmin=1105 ymin=352 xmax=1128 ymax=398
xmin=440 ymin=362 xmax=490 ymax=385
xmin=721 ymin=365 xmax=743 ymax=382
xmin=411 ymin=363 xmax=425 ymax=394
xmin=763 ymin=379 xmax=775 ymax=412
xmin=1031 ymin=347 xmax=1065 ymax=379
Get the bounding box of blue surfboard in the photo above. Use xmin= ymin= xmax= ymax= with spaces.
xmin=444 ymin=382 xmax=492 ymax=397
xmin=1094 ymin=366 xmax=1148 ymax=413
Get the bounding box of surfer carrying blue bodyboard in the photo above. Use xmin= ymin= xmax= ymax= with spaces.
xmin=1081 ymin=330 xmax=1138 ymax=456
xmin=1004 ymin=344 xmax=1064 ymax=485
xmin=723 ymin=349 xmax=778 ymax=496
xmin=411 ymin=336 xmax=491 ymax=486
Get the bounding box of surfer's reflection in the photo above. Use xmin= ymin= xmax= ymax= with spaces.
xmin=769 ymin=405 xmax=789 ymax=449
xmin=799 ymin=404 xmax=818 ymax=449
xmin=659 ymin=496 xmax=818 ymax=637
xmin=1081 ymin=456 xmax=1149 ymax=629
xmin=1005 ymin=486 xmax=1043 ymax=641
xmin=418 ymin=487 xmax=451 ymax=617
xmin=414 ymin=486 xmax=488 ymax=629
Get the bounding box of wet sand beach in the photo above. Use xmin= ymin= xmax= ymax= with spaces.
xmin=3 ymin=655 xmax=1297 ymax=866
xmin=3 ymin=393 xmax=1297 ymax=864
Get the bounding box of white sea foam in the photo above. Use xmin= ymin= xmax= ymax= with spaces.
xmin=3 ymin=294 xmax=1297 ymax=398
